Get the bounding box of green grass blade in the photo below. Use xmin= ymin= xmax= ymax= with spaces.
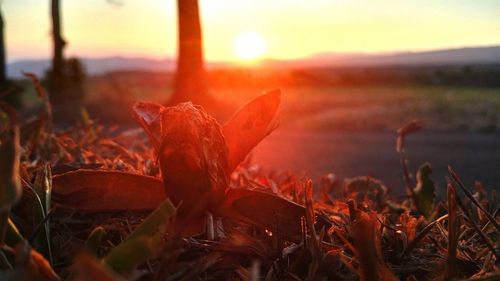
xmin=103 ymin=199 xmax=176 ymax=273
xmin=31 ymin=165 xmax=53 ymax=264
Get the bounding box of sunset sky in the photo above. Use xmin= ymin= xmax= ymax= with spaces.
xmin=4 ymin=0 xmax=500 ymax=62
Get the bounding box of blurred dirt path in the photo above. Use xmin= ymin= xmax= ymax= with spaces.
xmin=251 ymin=129 xmax=500 ymax=196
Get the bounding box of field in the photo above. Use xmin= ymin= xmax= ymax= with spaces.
xmin=75 ymin=71 xmax=500 ymax=133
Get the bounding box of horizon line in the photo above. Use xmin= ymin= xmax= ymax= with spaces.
xmin=7 ymin=43 xmax=500 ymax=64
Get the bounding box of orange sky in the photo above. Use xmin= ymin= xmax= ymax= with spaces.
xmin=4 ymin=0 xmax=500 ymax=62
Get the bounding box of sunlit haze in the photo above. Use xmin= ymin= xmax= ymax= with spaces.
xmin=233 ymin=32 xmax=267 ymax=62
xmin=4 ymin=0 xmax=500 ymax=62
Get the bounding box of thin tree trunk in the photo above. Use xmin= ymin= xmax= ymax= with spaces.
xmin=49 ymin=0 xmax=67 ymax=105
xmin=171 ymin=0 xmax=209 ymax=105
xmin=51 ymin=0 xmax=65 ymax=78
xmin=0 ymin=6 xmax=7 ymax=85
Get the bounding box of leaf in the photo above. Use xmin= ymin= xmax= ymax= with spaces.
xmin=396 ymin=119 xmax=423 ymax=153
xmin=222 ymin=89 xmax=281 ymax=171
xmin=124 ymin=198 xmax=175 ymax=241
xmin=104 ymin=236 xmax=161 ymax=274
xmin=130 ymin=101 xmax=165 ymax=151
xmin=72 ymin=253 xmax=124 ymax=281
xmin=22 ymin=72 xmax=48 ymax=99
xmin=5 ymin=218 xmax=23 ymax=246
xmin=224 ymin=188 xmax=306 ymax=242
xmin=402 ymin=213 xmax=448 ymax=257
xmin=103 ymin=199 xmax=175 ymax=273
xmin=0 ymin=103 xmax=21 ymax=212
xmin=448 ymin=166 xmax=500 ymax=233
xmin=52 ymin=170 xmax=165 ymax=211
xmin=350 ymin=211 xmax=398 ymax=281
xmin=85 ymin=226 xmax=106 ymax=256
xmin=13 ymin=241 xmax=60 ymax=281
xmin=413 ymin=163 xmax=436 ymax=217
xmin=344 ymin=176 xmax=387 ymax=208
xmin=443 ymin=182 xmax=460 ymax=280
xmin=32 ymin=164 xmax=53 ymax=263
xmin=22 ymin=72 xmax=53 ymax=132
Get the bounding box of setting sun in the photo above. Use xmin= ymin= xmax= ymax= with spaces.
xmin=233 ymin=32 xmax=267 ymax=61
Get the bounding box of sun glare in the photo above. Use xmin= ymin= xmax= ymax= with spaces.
xmin=233 ymin=32 xmax=267 ymax=62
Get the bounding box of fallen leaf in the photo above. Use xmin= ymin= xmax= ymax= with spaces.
xmin=52 ymin=169 xmax=165 ymax=211
xmin=224 ymin=188 xmax=307 ymax=242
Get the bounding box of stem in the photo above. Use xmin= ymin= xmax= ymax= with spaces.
xmin=0 ymin=209 xmax=9 ymax=245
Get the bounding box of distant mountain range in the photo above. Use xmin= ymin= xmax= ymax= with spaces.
xmin=273 ymin=46 xmax=500 ymax=69
xmin=8 ymin=46 xmax=500 ymax=78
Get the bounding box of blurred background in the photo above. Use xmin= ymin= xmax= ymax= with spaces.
xmin=1 ymin=0 xmax=499 ymax=193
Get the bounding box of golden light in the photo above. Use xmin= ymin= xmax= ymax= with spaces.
xmin=233 ymin=32 xmax=267 ymax=61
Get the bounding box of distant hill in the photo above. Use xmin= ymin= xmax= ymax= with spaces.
xmin=7 ymin=46 xmax=500 ymax=78
xmin=263 ymin=46 xmax=500 ymax=69
xmin=7 ymin=57 xmax=176 ymax=78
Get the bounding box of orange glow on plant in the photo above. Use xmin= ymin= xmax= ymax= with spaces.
xmin=233 ymin=32 xmax=267 ymax=62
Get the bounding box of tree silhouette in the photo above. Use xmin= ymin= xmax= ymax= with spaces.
xmin=170 ymin=0 xmax=211 ymax=105
xmin=0 ymin=3 xmax=7 ymax=86
xmin=47 ymin=0 xmax=67 ymax=104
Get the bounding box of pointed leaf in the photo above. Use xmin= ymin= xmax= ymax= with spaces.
xmin=130 ymin=101 xmax=165 ymax=151
xmin=32 ymin=164 xmax=53 ymax=263
xmin=103 ymin=199 xmax=175 ymax=273
xmin=443 ymin=182 xmax=459 ymax=280
xmin=222 ymin=90 xmax=281 ymax=171
xmin=103 ymin=236 xmax=161 ymax=274
xmin=5 ymin=218 xmax=23 ymax=246
xmin=52 ymin=170 xmax=165 ymax=211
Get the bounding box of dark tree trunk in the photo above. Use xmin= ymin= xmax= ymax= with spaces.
xmin=51 ymin=0 xmax=65 ymax=78
xmin=171 ymin=0 xmax=209 ymax=105
xmin=49 ymin=0 xmax=66 ymax=103
xmin=0 ymin=6 xmax=7 ymax=86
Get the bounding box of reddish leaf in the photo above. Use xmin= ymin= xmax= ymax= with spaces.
xmin=351 ymin=211 xmax=398 ymax=281
xmin=443 ymin=182 xmax=459 ymax=280
xmin=222 ymin=90 xmax=281 ymax=171
xmin=52 ymin=170 xmax=165 ymax=212
xmin=223 ymin=188 xmax=306 ymax=242
xmin=130 ymin=101 xmax=165 ymax=151
xmin=14 ymin=241 xmax=60 ymax=281
xmin=396 ymin=119 xmax=423 ymax=153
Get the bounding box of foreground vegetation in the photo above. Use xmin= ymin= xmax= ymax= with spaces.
xmin=0 ymin=77 xmax=498 ymax=281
